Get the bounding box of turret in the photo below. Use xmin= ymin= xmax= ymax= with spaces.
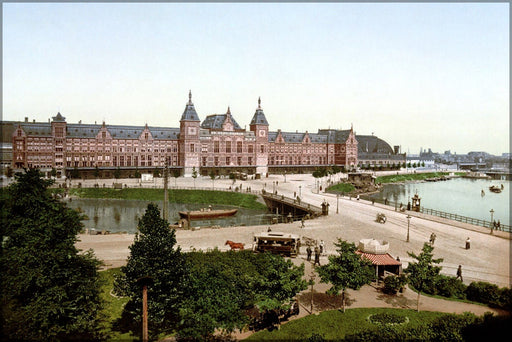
xmin=249 ymin=97 xmax=269 ymax=175
xmin=179 ymin=90 xmax=201 ymax=176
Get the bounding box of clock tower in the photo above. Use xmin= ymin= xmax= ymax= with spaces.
xmin=179 ymin=90 xmax=201 ymax=176
xmin=249 ymin=97 xmax=269 ymax=175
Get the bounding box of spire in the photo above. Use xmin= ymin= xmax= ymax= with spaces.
xmin=227 ymin=106 xmax=231 ymax=115
xmin=250 ymin=97 xmax=269 ymax=126
xmin=180 ymin=90 xmax=200 ymax=121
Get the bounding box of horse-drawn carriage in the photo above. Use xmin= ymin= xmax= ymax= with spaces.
xmin=376 ymin=213 xmax=387 ymax=224
xmin=252 ymin=232 xmax=301 ymax=257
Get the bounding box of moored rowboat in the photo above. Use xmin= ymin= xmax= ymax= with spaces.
xmin=179 ymin=209 xmax=238 ymax=220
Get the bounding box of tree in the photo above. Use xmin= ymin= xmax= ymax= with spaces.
xmin=172 ymin=170 xmax=180 ymax=187
xmin=93 ymin=166 xmax=100 ymax=179
xmin=209 ymin=170 xmax=216 ymax=189
xmin=191 ymin=167 xmax=198 ymax=188
xmin=0 ymin=169 xmax=105 ymax=341
xmin=114 ymin=166 xmax=121 ymax=179
xmin=317 ymin=239 xmax=374 ymax=312
xmin=404 ymin=242 xmax=444 ymax=311
xmin=177 ymin=250 xmax=307 ymax=339
xmin=134 ymin=168 xmax=141 ymax=179
xmin=114 ymin=203 xmax=187 ymax=340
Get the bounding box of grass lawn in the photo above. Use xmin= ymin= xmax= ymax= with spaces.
xmin=246 ymin=308 xmax=447 ymax=340
xmin=375 ymin=172 xmax=464 ymax=184
xmin=99 ymin=268 xmax=135 ymax=341
xmin=326 ymin=183 xmax=355 ymax=193
xmin=68 ymin=188 xmax=268 ymax=210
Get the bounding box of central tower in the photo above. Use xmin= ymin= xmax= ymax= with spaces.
xmin=179 ymin=90 xmax=201 ymax=176
xmin=249 ymin=97 xmax=269 ymax=175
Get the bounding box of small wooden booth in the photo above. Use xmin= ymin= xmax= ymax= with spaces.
xmin=356 ymin=239 xmax=402 ymax=281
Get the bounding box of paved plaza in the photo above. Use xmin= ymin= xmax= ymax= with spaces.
xmin=75 ymin=172 xmax=511 ymax=288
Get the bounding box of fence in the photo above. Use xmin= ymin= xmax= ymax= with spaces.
xmin=359 ymin=194 xmax=510 ymax=233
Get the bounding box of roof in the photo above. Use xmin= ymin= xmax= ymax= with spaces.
xmin=356 ymin=135 xmax=394 ymax=154
xmin=180 ymin=90 xmax=200 ymax=121
xmin=250 ymin=98 xmax=269 ymax=126
xmin=355 ymin=251 xmax=402 ymax=266
xmin=253 ymin=232 xmax=300 ymax=240
xmin=201 ymin=113 xmax=243 ymax=130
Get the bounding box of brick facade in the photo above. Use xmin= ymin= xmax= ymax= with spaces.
xmin=11 ymin=92 xmax=374 ymax=177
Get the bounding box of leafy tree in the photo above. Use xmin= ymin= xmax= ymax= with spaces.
xmin=93 ymin=166 xmax=100 ymax=179
xmin=317 ymin=239 xmax=374 ymax=312
xmin=191 ymin=167 xmax=198 ymax=188
xmin=114 ymin=203 xmax=187 ymax=340
xmin=404 ymin=242 xmax=444 ymax=311
xmin=114 ymin=166 xmax=121 ymax=179
xmin=172 ymin=169 xmax=180 ymax=187
xmin=134 ymin=168 xmax=141 ymax=179
xmin=177 ymin=250 xmax=307 ymax=339
xmin=50 ymin=167 xmax=57 ymax=178
xmin=152 ymin=168 xmax=160 ymax=177
xmin=0 ymin=169 xmax=105 ymax=341
xmin=70 ymin=166 xmax=80 ymax=179
xmin=209 ymin=170 xmax=216 ymax=189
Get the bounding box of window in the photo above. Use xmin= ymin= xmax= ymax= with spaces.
xmin=248 ymin=145 xmax=253 ymax=153
xmin=190 ymin=143 xmax=195 ymax=152
xmin=237 ymin=141 xmax=243 ymax=153
xmin=214 ymin=141 xmax=220 ymax=153
xmin=226 ymin=141 xmax=231 ymax=153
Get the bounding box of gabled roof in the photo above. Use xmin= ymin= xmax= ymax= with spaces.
xmin=52 ymin=112 xmax=66 ymax=122
xmin=201 ymin=113 xmax=242 ymax=131
xmin=250 ymin=97 xmax=269 ymax=126
xmin=180 ymin=90 xmax=200 ymax=122
xmin=19 ymin=123 xmax=52 ymax=136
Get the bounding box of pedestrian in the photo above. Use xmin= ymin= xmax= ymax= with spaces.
xmin=497 ymin=220 xmax=501 ymax=230
xmin=301 ymin=217 xmax=305 ymax=228
xmin=396 ymin=256 xmax=400 ymax=262
xmin=314 ymin=246 xmax=321 ymax=266
xmin=430 ymin=232 xmax=436 ymax=245
xmin=319 ymin=240 xmax=325 ymax=254
xmin=306 ymin=246 xmax=312 ymax=261
xmin=465 ymin=237 xmax=471 ymax=250
xmin=456 ymin=265 xmax=463 ymax=282
xmin=267 ymin=227 xmax=272 ymax=232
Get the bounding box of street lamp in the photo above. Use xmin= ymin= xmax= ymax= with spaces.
xmin=336 ymin=194 xmax=339 ymax=214
xmin=406 ymin=214 xmax=411 ymax=242
xmin=299 ymin=185 xmax=302 ymax=197
xmin=490 ymin=209 xmax=495 ymax=234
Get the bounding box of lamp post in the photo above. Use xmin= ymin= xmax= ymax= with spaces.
xmin=336 ymin=194 xmax=339 ymax=214
xmin=490 ymin=209 xmax=495 ymax=234
xmin=406 ymin=214 xmax=411 ymax=242
xmin=299 ymin=185 xmax=302 ymax=197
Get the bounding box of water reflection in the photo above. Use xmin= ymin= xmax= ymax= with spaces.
xmin=67 ymin=198 xmax=272 ymax=233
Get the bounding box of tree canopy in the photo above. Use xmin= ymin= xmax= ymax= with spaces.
xmin=317 ymin=239 xmax=374 ymax=312
xmin=178 ymin=250 xmax=307 ymax=339
xmin=0 ymin=169 xmax=105 ymax=341
xmin=114 ymin=203 xmax=187 ymax=340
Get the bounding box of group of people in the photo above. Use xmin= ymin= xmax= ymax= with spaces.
xmin=492 ymin=220 xmax=502 ymax=231
xmin=430 ymin=232 xmax=470 ymax=250
xmin=306 ymin=240 xmax=325 ymax=266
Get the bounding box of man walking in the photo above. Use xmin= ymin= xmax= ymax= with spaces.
xmin=314 ymin=246 xmax=321 ymax=266
xmin=306 ymin=246 xmax=312 ymax=262
xmin=456 ymin=265 xmax=463 ymax=282
xmin=465 ymin=237 xmax=471 ymax=250
xmin=429 ymin=232 xmax=436 ymax=245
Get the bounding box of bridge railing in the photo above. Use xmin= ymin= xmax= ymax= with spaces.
xmin=261 ymin=192 xmax=323 ymax=213
xmin=359 ymin=194 xmax=510 ymax=233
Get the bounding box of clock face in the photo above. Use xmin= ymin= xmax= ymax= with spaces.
xmin=188 ymin=127 xmax=196 ymax=135
xmin=259 ymin=129 xmax=266 ymax=137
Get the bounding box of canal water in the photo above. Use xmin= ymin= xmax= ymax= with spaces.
xmin=67 ymin=199 xmax=272 ymax=233
xmin=367 ymin=178 xmax=510 ymax=226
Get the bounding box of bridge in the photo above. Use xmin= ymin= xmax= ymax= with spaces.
xmin=261 ymin=192 xmax=325 ymax=219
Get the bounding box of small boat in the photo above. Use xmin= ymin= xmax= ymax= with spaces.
xmin=179 ymin=208 xmax=238 ymax=220
xmin=489 ymin=185 xmax=502 ymax=193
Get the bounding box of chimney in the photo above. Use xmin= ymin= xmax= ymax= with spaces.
xmin=33 ymin=119 xmax=36 ymax=123
xmin=25 ymin=117 xmax=28 ymax=122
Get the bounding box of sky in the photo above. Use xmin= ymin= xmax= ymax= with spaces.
xmin=2 ymin=2 xmax=510 ymax=156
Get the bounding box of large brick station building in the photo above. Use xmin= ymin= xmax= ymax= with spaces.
xmin=10 ymin=91 xmax=399 ymax=178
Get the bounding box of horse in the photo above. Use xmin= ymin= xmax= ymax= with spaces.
xmin=225 ymin=240 xmax=245 ymax=250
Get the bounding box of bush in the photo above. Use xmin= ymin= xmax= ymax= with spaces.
xmin=435 ymin=275 xmax=466 ymax=299
xmin=465 ymin=282 xmax=501 ymax=306
xmin=383 ymin=274 xmax=408 ymax=295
